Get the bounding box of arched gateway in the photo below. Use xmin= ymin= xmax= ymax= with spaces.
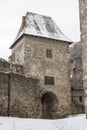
xmin=41 ymin=92 xmax=58 ymax=119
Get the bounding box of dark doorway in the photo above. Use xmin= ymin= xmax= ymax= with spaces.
xmin=41 ymin=92 xmax=58 ymax=119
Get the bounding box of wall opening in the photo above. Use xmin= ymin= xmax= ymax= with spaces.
xmin=41 ymin=92 xmax=58 ymax=119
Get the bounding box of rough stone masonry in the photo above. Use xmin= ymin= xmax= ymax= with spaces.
xmin=79 ymin=0 xmax=87 ymax=116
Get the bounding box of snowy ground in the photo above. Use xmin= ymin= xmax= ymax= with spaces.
xmin=0 ymin=114 xmax=87 ymax=130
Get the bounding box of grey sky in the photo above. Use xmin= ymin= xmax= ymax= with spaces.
xmin=0 ymin=0 xmax=80 ymax=60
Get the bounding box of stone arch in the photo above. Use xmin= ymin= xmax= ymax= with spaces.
xmin=41 ymin=91 xmax=58 ymax=119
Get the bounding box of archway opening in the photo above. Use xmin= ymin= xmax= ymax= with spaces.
xmin=41 ymin=92 xmax=58 ymax=119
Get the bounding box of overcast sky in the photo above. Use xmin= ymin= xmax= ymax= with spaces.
xmin=0 ymin=0 xmax=80 ymax=60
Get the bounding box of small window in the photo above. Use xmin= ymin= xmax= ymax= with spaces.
xmin=71 ymin=87 xmax=74 ymax=91
xmin=46 ymin=49 xmax=52 ymax=58
xmin=79 ymin=96 xmax=83 ymax=102
xmin=44 ymin=76 xmax=54 ymax=85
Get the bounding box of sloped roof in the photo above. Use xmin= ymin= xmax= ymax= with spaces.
xmin=10 ymin=12 xmax=72 ymax=49
xmin=70 ymin=42 xmax=82 ymax=59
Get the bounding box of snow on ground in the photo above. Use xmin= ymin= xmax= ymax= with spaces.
xmin=0 ymin=114 xmax=87 ymax=130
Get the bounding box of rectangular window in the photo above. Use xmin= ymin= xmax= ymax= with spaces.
xmin=46 ymin=49 xmax=52 ymax=58
xmin=44 ymin=76 xmax=54 ymax=85
xmin=79 ymin=96 xmax=83 ymax=102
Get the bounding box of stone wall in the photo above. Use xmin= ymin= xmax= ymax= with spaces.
xmin=0 ymin=58 xmax=10 ymax=72
xmin=71 ymin=89 xmax=85 ymax=114
xmin=0 ymin=58 xmax=24 ymax=75
xmin=9 ymin=38 xmax=25 ymax=65
xmin=0 ymin=71 xmax=40 ymax=118
xmin=9 ymin=73 xmax=40 ymax=118
xmin=70 ymin=42 xmax=85 ymax=114
xmin=0 ymin=72 xmax=8 ymax=116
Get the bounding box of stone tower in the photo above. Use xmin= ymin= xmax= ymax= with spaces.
xmin=79 ymin=0 xmax=87 ymax=116
xmin=9 ymin=12 xmax=72 ymax=118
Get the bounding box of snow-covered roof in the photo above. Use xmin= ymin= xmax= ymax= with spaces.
xmin=10 ymin=12 xmax=72 ymax=49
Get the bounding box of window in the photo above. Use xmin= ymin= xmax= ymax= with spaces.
xmin=44 ymin=76 xmax=54 ymax=85
xmin=79 ymin=96 xmax=83 ymax=102
xmin=71 ymin=87 xmax=74 ymax=91
xmin=46 ymin=49 xmax=52 ymax=58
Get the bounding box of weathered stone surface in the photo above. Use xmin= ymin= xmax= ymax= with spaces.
xmin=79 ymin=0 xmax=87 ymax=115
xmin=10 ymin=34 xmax=72 ymax=118
xmin=70 ymin=42 xmax=85 ymax=113
xmin=9 ymin=73 xmax=40 ymax=118
xmin=0 ymin=72 xmax=40 ymax=117
xmin=0 ymin=72 xmax=8 ymax=116
xmin=9 ymin=38 xmax=25 ymax=65
xmin=0 ymin=58 xmax=24 ymax=75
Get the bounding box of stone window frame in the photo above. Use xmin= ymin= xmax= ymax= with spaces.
xmin=46 ymin=49 xmax=53 ymax=58
xmin=45 ymin=47 xmax=55 ymax=60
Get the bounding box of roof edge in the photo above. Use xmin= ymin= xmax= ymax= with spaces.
xmin=10 ymin=34 xmax=72 ymax=49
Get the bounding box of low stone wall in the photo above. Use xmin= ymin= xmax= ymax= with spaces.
xmin=0 ymin=71 xmax=71 ymax=118
xmin=9 ymin=73 xmax=40 ymax=118
xmin=0 ymin=72 xmax=8 ymax=116
xmin=0 ymin=72 xmax=40 ymax=117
